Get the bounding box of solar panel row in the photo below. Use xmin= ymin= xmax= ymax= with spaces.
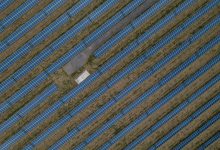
xmin=25 ymin=0 xmax=148 ymax=145
xmin=2 ymin=0 xmax=66 ymax=47
xmin=126 ymin=73 xmax=220 ymax=149
xmin=94 ymin=0 xmax=170 ymax=57
xmin=0 ymin=84 xmax=58 ymax=133
xmin=197 ymin=131 xmax=220 ymax=150
xmin=0 ymin=72 xmax=48 ymax=113
xmin=0 ymin=0 xmax=39 ymax=30
xmin=0 ymin=0 xmax=219 ymax=149
xmin=0 ymin=0 xmax=15 ymax=10
xmin=90 ymin=31 xmax=220 ymax=150
xmin=48 ymin=0 xmax=210 ymax=148
xmin=0 ymin=84 xmax=58 ymax=149
xmin=0 ymin=0 xmax=91 ymax=72
xmin=151 ymin=89 xmax=220 ymax=149
xmin=174 ymin=112 xmax=220 ymax=150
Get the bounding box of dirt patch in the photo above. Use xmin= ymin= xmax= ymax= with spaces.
xmin=0 ymin=0 xmax=53 ymax=41
xmin=50 ymin=69 xmax=76 ymax=91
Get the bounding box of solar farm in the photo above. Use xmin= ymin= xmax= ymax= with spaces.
xmin=0 ymin=0 xmax=219 ymax=149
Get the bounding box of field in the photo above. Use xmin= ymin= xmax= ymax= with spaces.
xmin=0 ymin=0 xmax=219 ymax=149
